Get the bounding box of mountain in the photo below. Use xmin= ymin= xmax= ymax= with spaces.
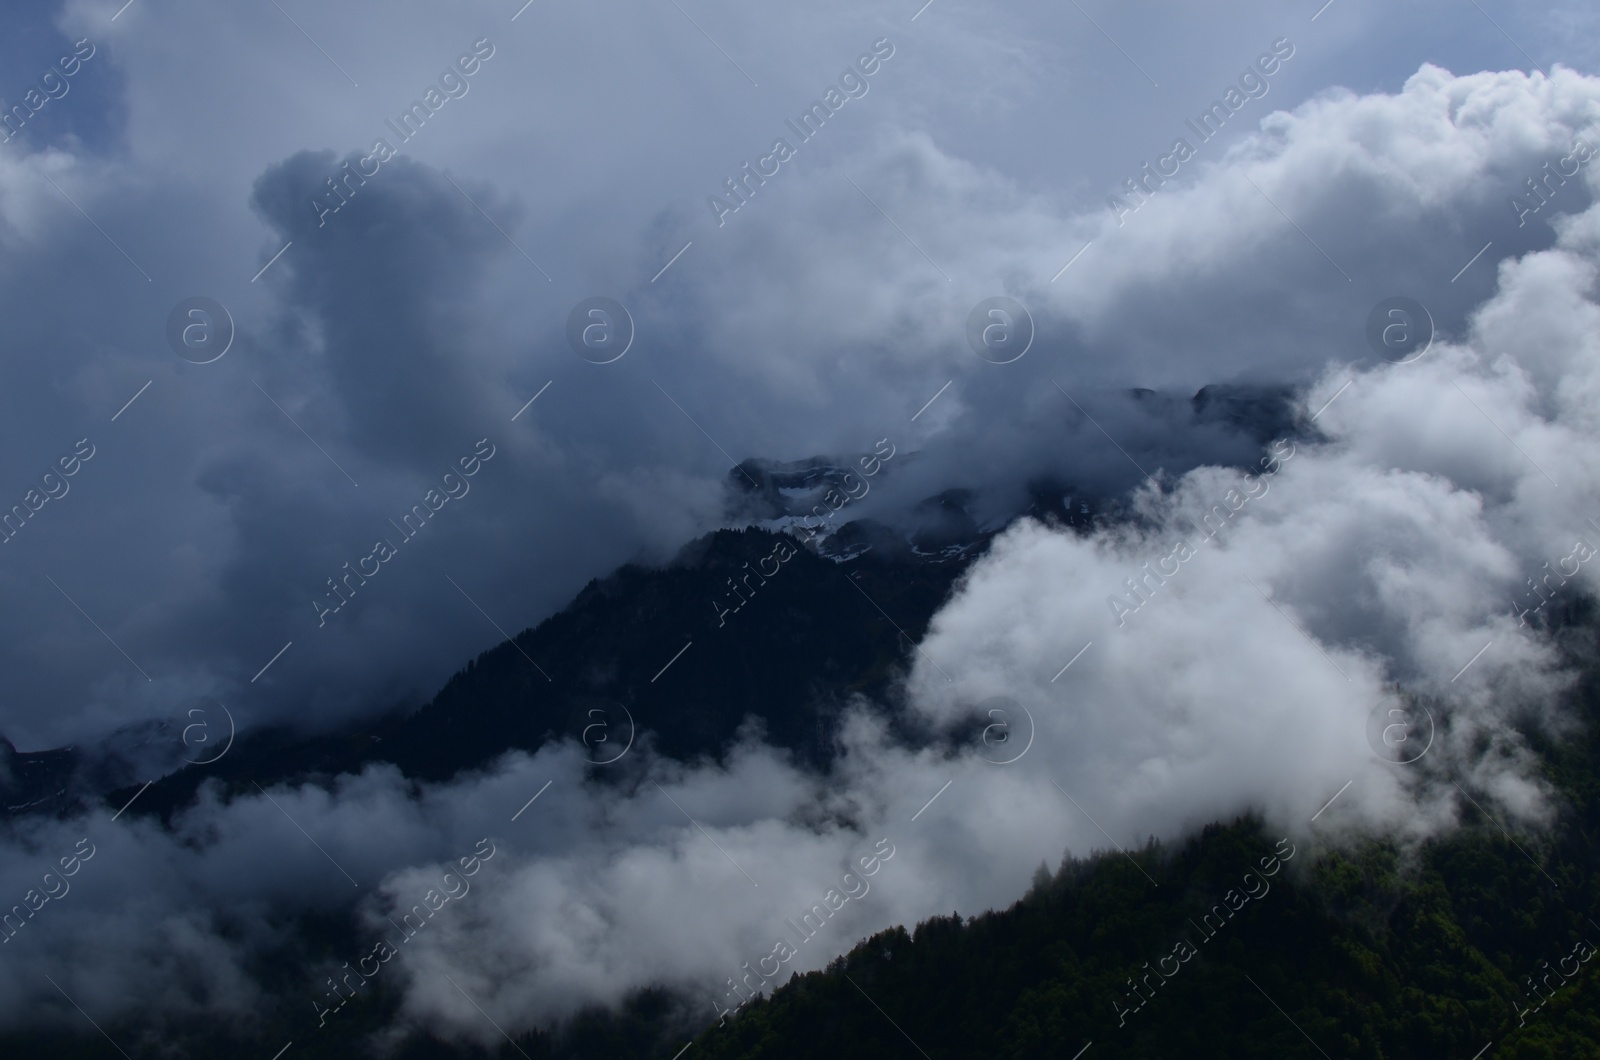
xmin=34 ymin=381 xmax=1600 ymax=1059
xmin=2 ymin=468 xmax=1111 ymax=819
xmin=2 ymin=382 xmax=1305 ymax=825
xmin=12 ymin=679 xmax=1600 ymax=1059
xmin=0 ymin=736 xmax=76 ymax=816
xmin=684 ymin=657 xmax=1600 ymax=1060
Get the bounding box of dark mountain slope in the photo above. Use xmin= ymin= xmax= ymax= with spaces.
xmin=645 ymin=648 xmax=1600 ymax=1060
xmin=104 ymin=524 xmax=985 ymax=819
xmin=8 ymin=381 xmax=1304 ymax=821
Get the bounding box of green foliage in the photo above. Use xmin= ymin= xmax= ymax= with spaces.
xmin=672 ymin=668 xmax=1600 ymax=1060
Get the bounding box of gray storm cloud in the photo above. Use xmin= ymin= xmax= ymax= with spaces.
xmin=395 ymin=189 xmax=1600 ymax=1039
xmin=0 ymin=0 xmax=1591 ymax=753
xmin=4 ymin=55 xmax=1600 ymax=1050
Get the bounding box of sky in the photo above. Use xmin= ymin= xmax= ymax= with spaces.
xmin=0 ymin=0 xmax=1585 ymax=750
xmin=2 ymin=0 xmax=1600 ymax=1049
